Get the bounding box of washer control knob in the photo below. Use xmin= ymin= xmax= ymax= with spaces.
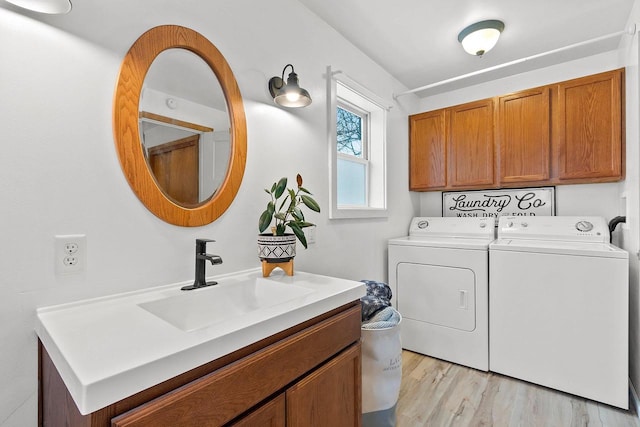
xmin=575 ymin=221 xmax=594 ymax=232
xmin=507 ymin=221 xmax=514 ymax=228
xmin=522 ymin=222 xmax=528 ymax=227
xmin=417 ymin=220 xmax=429 ymax=229
xmin=479 ymin=222 xmax=487 ymax=228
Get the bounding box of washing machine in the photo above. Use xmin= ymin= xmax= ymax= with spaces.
xmin=388 ymin=216 xmax=494 ymax=371
xmin=490 ymin=216 xmax=628 ymax=408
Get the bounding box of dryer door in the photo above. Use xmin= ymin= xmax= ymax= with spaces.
xmin=397 ymin=263 xmax=476 ymax=331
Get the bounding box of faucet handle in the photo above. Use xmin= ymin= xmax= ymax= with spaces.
xmin=196 ymin=238 xmax=216 ymax=244
xmin=196 ymin=238 xmax=215 ymax=253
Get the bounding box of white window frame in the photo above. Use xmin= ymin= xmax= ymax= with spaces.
xmin=328 ymin=67 xmax=388 ymax=219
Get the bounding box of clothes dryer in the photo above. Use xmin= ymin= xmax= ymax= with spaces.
xmin=490 ymin=216 xmax=628 ymax=408
xmin=388 ymin=217 xmax=494 ymax=371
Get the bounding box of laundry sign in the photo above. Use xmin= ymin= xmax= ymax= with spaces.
xmin=442 ymin=187 xmax=555 ymax=221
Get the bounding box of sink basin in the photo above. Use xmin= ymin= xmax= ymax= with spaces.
xmin=138 ymin=278 xmax=315 ymax=332
xmin=37 ymin=269 xmax=366 ymax=414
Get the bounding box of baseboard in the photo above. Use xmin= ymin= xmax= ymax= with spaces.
xmin=630 ymin=379 xmax=640 ymax=418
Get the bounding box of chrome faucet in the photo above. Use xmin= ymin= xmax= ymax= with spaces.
xmin=181 ymin=239 xmax=223 ymax=291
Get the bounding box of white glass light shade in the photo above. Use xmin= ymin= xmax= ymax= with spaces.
xmin=458 ymin=20 xmax=505 ymax=56
xmin=5 ymin=0 xmax=71 ymax=14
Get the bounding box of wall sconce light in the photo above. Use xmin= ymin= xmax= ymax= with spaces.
xmin=268 ymin=64 xmax=312 ymax=108
xmin=458 ymin=19 xmax=505 ymax=56
xmin=4 ymin=0 xmax=72 ymax=13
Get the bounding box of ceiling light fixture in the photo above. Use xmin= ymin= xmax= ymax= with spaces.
xmin=268 ymin=64 xmax=312 ymax=108
xmin=458 ymin=19 xmax=505 ymax=56
xmin=4 ymin=0 xmax=72 ymax=14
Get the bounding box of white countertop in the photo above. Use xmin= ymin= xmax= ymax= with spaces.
xmin=36 ymin=269 xmax=365 ymax=415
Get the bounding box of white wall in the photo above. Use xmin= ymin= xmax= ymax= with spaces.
xmin=0 ymin=1 xmax=418 ymax=425
xmin=621 ymin=0 xmax=640 ymax=404
xmin=415 ymin=17 xmax=640 ymax=402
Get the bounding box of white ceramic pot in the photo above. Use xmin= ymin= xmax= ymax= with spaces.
xmin=257 ymin=233 xmax=296 ymax=262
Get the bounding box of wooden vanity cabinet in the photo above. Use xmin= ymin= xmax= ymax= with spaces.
xmin=231 ymin=343 xmax=361 ymax=427
xmin=39 ymin=302 xmax=362 ymax=427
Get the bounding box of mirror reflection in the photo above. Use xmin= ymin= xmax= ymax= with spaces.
xmin=139 ymin=48 xmax=231 ymax=206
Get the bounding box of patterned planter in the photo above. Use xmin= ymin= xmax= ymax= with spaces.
xmin=257 ymin=233 xmax=296 ymax=262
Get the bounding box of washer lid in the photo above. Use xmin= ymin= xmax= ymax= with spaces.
xmin=490 ymin=238 xmax=628 ymax=259
xmin=389 ymin=235 xmax=493 ymax=250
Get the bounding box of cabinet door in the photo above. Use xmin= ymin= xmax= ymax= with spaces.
xmin=497 ymin=87 xmax=551 ymax=184
xmin=555 ymin=69 xmax=623 ymax=181
xmin=447 ymin=99 xmax=496 ymax=188
xmin=286 ymin=343 xmax=362 ymax=427
xmin=230 ymin=394 xmax=285 ymax=427
xmin=409 ymin=109 xmax=446 ymax=190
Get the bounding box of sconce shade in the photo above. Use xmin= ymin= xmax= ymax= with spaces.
xmin=458 ymin=20 xmax=504 ymax=56
xmin=269 ymin=64 xmax=312 ymax=108
xmin=5 ymin=0 xmax=71 ymax=13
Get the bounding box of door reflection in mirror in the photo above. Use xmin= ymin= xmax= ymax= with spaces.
xmin=139 ymin=48 xmax=231 ymax=206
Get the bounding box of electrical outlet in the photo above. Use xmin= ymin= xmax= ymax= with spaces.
xmin=64 ymin=242 xmax=79 ymax=254
xmin=306 ymin=226 xmax=316 ymax=244
xmin=55 ymin=234 xmax=86 ymax=275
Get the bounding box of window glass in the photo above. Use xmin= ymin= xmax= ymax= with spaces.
xmin=337 ymin=157 xmax=367 ymax=206
xmin=337 ymin=106 xmax=364 ymax=157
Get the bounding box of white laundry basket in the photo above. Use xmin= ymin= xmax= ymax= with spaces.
xmin=361 ymin=310 xmax=402 ymax=427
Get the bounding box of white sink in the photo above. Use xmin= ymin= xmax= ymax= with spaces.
xmin=138 ymin=278 xmax=315 ymax=332
xmin=36 ymin=269 xmax=365 ymax=415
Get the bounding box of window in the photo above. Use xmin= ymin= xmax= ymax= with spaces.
xmin=328 ymin=69 xmax=387 ymax=219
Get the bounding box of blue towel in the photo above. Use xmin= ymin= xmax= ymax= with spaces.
xmin=360 ymin=280 xmax=393 ymax=321
xmin=362 ymin=306 xmax=401 ymax=329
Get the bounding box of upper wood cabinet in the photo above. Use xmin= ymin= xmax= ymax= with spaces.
xmin=447 ymin=99 xmax=496 ymax=188
xmin=409 ymin=109 xmax=446 ymax=190
xmin=409 ymin=68 xmax=624 ymax=191
xmin=554 ymin=69 xmax=624 ymax=182
xmin=497 ymin=87 xmax=551 ymax=184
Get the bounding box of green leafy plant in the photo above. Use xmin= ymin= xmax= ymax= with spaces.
xmin=258 ymin=174 xmax=320 ymax=248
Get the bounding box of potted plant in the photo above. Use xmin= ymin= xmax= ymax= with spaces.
xmin=258 ymin=174 xmax=320 ymax=264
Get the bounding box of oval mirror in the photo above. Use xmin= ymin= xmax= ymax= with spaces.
xmin=113 ymin=25 xmax=246 ymax=226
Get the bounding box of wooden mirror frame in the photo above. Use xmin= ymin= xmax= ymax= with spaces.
xmin=113 ymin=25 xmax=247 ymax=226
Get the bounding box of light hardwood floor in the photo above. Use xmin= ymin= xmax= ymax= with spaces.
xmin=396 ymin=350 xmax=640 ymax=427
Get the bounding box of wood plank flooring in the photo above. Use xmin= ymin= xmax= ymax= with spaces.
xmin=396 ymin=350 xmax=640 ymax=427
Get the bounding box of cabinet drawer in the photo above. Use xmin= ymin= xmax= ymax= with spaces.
xmin=111 ymin=305 xmax=361 ymax=427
